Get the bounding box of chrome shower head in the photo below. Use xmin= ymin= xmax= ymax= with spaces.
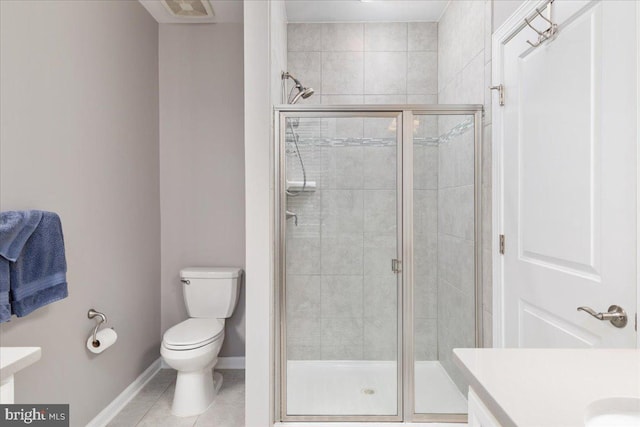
xmin=282 ymin=71 xmax=315 ymax=104
xmin=291 ymin=87 xmax=315 ymax=104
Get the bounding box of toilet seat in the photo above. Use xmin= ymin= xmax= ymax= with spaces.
xmin=163 ymin=318 xmax=224 ymax=351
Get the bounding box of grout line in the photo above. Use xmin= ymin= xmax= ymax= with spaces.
xmin=133 ymin=371 xmax=174 ymax=426
xmin=440 ymin=276 xmax=476 ymax=299
xmin=438 ymin=183 xmax=475 ymax=190
xmin=361 ymin=169 xmax=365 ymax=360
xmin=437 ymin=230 xmax=475 ymax=244
xmin=319 ymin=39 xmax=323 ymax=99
xmin=435 ymin=131 xmax=440 ymax=357
xmin=361 ymin=24 xmax=365 ymax=96
xmin=405 ymin=22 xmax=409 ymax=97
xmin=360 ymin=143 xmax=366 ymax=360
xmin=318 ymin=136 xmax=324 ymax=358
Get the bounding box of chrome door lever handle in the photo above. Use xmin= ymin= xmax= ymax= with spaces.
xmin=577 ymin=306 xmax=604 ymax=319
xmin=577 ymin=305 xmax=628 ymax=328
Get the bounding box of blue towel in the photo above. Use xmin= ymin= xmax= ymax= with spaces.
xmin=0 ymin=211 xmax=68 ymax=320
xmin=0 ymin=211 xmax=43 ymax=261
xmin=0 ymin=211 xmax=43 ymax=322
xmin=0 ymin=261 xmax=10 ymax=322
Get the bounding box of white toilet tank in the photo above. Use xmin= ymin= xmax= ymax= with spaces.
xmin=180 ymin=267 xmax=242 ymax=318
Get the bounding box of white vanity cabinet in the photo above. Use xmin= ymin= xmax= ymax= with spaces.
xmin=0 ymin=347 xmax=41 ymax=404
xmin=468 ymin=388 xmax=502 ymax=427
xmin=454 ymin=348 xmax=640 ymax=427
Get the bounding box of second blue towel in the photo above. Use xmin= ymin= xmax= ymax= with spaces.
xmin=0 ymin=210 xmax=68 ymax=321
xmin=10 ymin=212 xmax=68 ymax=317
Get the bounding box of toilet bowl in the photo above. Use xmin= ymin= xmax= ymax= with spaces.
xmin=161 ymin=318 xmax=225 ymax=416
xmin=161 ymin=267 xmax=242 ymax=417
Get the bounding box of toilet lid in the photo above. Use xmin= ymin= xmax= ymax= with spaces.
xmin=163 ymin=318 xmax=224 ymax=349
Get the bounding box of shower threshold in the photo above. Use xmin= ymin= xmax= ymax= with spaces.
xmin=285 ymin=360 xmax=467 ymax=418
xmin=275 ymin=423 xmax=465 ymax=427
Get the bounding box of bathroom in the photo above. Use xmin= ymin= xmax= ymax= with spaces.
xmin=0 ymin=0 xmax=638 ymax=426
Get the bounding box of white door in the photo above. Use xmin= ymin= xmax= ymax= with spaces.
xmin=498 ymin=0 xmax=637 ymax=348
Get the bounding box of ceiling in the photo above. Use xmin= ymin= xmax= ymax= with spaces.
xmin=285 ymin=0 xmax=449 ymax=23
xmin=139 ymin=0 xmax=242 ymax=23
xmin=139 ymin=0 xmax=448 ymax=25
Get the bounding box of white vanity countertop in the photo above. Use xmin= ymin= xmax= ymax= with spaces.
xmin=454 ymin=348 xmax=640 ymax=427
xmin=0 ymin=347 xmax=41 ymax=381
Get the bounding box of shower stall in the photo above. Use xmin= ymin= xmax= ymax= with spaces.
xmin=274 ymin=104 xmax=482 ymax=422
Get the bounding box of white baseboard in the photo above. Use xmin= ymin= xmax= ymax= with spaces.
xmin=160 ymin=356 xmax=245 ymax=370
xmin=217 ymin=356 xmax=245 ymax=369
xmin=87 ymin=355 xmax=245 ymax=426
xmin=86 ymin=357 xmax=162 ymax=427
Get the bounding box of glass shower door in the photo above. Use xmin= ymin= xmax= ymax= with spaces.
xmin=276 ymin=106 xmax=483 ymax=423
xmin=280 ymin=112 xmax=402 ymax=420
xmin=412 ymin=112 xmax=478 ymax=420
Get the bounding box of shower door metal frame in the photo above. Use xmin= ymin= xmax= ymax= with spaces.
xmin=405 ymin=106 xmax=484 ymax=424
xmin=273 ymin=105 xmax=484 ymax=424
xmin=275 ymin=108 xmax=405 ymax=423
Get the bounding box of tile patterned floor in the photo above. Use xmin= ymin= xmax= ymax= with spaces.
xmin=107 ymin=369 xmax=245 ymax=427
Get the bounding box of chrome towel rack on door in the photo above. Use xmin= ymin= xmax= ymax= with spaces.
xmin=525 ymin=1 xmax=558 ymax=48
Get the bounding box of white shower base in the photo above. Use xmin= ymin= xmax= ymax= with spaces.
xmin=414 ymin=361 xmax=467 ymax=414
xmin=286 ymin=360 xmax=467 ymax=416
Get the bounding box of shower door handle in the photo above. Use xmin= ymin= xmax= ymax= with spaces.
xmin=391 ymin=259 xmax=402 ymax=274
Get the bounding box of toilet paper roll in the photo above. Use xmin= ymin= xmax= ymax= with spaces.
xmin=87 ymin=328 xmax=117 ymax=354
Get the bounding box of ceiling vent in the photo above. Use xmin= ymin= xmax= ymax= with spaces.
xmin=162 ymin=0 xmax=214 ymax=18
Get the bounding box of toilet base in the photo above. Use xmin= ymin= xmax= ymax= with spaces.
xmin=171 ymin=369 xmax=223 ymax=417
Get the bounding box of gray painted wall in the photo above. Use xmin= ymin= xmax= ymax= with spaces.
xmin=493 ymin=0 xmax=526 ymax=31
xmin=159 ymin=23 xmax=246 ymax=357
xmin=0 ymin=1 xmax=160 ymax=426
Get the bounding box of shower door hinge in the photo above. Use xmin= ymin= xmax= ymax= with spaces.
xmin=499 ymin=234 xmax=505 ymax=255
xmin=490 ymin=84 xmax=505 ymax=106
xmin=391 ymin=259 xmax=402 ymax=274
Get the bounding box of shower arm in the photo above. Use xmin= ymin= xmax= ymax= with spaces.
xmin=281 ymin=72 xmax=288 ymax=104
xmin=281 ymin=71 xmax=300 ymax=104
xmin=281 ymin=71 xmax=314 ymax=104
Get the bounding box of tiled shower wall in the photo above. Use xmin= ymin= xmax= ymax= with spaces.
xmin=285 ymin=22 xmax=440 ymax=361
xmin=286 ymin=124 xmax=398 ymax=361
xmin=283 ymin=0 xmax=496 ymax=404
xmin=285 ymin=119 xmax=439 ymax=361
xmin=287 ymin=22 xmax=438 ymax=104
xmin=437 ymin=0 xmax=493 ymax=391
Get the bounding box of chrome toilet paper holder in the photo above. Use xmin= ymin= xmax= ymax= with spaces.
xmin=88 ymin=309 xmax=107 ymax=348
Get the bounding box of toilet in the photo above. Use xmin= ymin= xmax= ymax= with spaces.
xmin=161 ymin=267 xmax=242 ymax=417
